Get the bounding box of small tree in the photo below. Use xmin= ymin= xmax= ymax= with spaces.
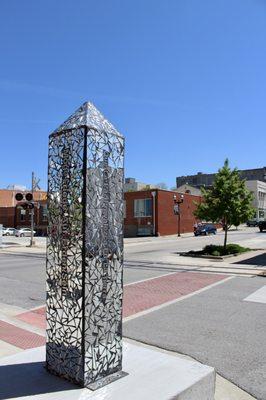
xmin=194 ymin=159 xmax=254 ymax=250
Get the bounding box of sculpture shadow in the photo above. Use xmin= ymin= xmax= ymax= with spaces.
xmin=233 ymin=252 xmax=266 ymax=267
xmin=0 ymin=361 xmax=78 ymax=399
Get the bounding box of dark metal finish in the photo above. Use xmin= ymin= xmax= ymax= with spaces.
xmin=46 ymin=102 xmax=125 ymax=388
xmin=173 ymin=195 xmax=184 ymax=237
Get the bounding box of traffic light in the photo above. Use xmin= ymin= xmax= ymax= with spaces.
xmin=20 ymin=202 xmax=29 ymax=210
xmin=15 ymin=193 xmax=23 ymax=201
xmin=15 ymin=192 xmax=33 ymax=201
xmin=15 ymin=192 xmax=34 ymax=209
xmin=25 ymin=193 xmax=33 ymax=201
xmin=17 ymin=202 xmax=34 ymax=210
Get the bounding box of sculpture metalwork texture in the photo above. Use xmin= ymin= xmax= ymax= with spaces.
xmin=46 ymin=102 xmax=125 ymax=389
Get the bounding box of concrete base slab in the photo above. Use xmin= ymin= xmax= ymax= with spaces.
xmin=0 ymin=340 xmax=215 ymax=400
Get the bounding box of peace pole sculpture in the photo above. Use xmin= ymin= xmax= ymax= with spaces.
xmin=46 ymin=102 xmax=125 ymax=389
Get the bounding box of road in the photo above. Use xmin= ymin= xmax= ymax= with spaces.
xmin=1 ymin=227 xmax=264 ymax=309
xmin=0 ymin=227 xmax=266 ymax=398
xmin=125 ymin=227 xmax=266 ymax=263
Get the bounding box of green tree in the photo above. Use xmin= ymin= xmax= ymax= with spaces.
xmin=194 ymin=159 xmax=254 ymax=249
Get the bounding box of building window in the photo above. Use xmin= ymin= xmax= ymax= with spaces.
xmin=134 ymin=199 xmax=152 ymax=217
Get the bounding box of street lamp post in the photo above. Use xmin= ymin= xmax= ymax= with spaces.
xmin=173 ymin=194 xmax=184 ymax=237
xmin=151 ymin=191 xmax=156 ymax=236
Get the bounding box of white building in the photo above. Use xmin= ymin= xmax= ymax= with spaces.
xmin=245 ymin=180 xmax=266 ymax=220
xmin=124 ymin=178 xmax=157 ymax=192
xmin=176 ymin=184 xmax=202 ymax=196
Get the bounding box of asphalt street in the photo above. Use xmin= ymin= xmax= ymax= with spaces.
xmin=0 ymin=227 xmax=265 ymax=398
xmin=124 ymin=275 xmax=266 ymax=400
xmin=1 ymin=227 xmax=264 ymax=309
xmin=0 ymin=253 xmax=170 ymax=309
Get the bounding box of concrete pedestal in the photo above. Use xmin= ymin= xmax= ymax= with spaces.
xmin=0 ymin=340 xmax=215 ymax=400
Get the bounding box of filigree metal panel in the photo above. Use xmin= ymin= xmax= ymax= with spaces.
xmin=46 ymin=102 xmax=125 ymax=388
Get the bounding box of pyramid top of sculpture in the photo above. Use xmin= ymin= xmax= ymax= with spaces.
xmin=52 ymin=102 xmax=123 ymax=138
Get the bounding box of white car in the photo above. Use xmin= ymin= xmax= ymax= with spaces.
xmin=2 ymin=227 xmax=16 ymax=236
xmin=15 ymin=228 xmax=36 ymax=237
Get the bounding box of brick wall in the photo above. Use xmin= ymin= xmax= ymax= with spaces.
xmin=15 ymin=200 xmax=47 ymax=235
xmin=0 ymin=199 xmax=47 ymax=235
xmin=0 ymin=190 xmax=47 ymax=207
xmin=0 ymin=207 xmax=16 ymax=228
xmin=156 ymin=191 xmax=202 ymax=235
xmin=124 ymin=191 xmax=154 ymax=237
xmin=124 ymin=189 xmax=202 ymax=237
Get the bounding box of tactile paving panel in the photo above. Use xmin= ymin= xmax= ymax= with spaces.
xmin=0 ymin=320 xmax=45 ymax=349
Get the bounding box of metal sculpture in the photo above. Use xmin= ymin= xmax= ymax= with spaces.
xmin=46 ymin=102 xmax=125 ymax=389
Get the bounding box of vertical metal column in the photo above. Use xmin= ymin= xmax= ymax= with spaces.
xmin=46 ymin=102 xmax=125 ymax=389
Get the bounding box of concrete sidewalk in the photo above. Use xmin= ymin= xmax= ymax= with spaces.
xmin=0 ymin=305 xmax=255 ymax=400
xmin=0 ymin=340 xmax=216 ymax=400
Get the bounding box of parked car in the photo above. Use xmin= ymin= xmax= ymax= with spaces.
xmin=194 ymin=224 xmax=217 ymax=236
xmin=258 ymin=221 xmax=266 ymax=232
xmin=246 ymin=220 xmax=259 ymax=227
xmin=15 ymin=228 xmax=36 ymax=237
xmin=2 ymin=227 xmax=16 ymax=236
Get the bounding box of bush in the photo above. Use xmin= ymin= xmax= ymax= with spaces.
xmin=212 ymin=250 xmax=221 ymax=256
xmin=202 ymin=243 xmax=250 ymax=256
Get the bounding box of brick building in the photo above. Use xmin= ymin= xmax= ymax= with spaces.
xmin=1 ymin=188 xmax=203 ymax=237
xmin=124 ymin=189 xmax=202 ymax=237
xmin=0 ymin=189 xmax=48 ymax=235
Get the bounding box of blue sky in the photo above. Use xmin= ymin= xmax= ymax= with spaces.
xmin=0 ymin=0 xmax=265 ymax=189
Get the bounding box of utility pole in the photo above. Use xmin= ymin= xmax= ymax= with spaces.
xmin=173 ymin=194 xmax=184 ymax=237
xmin=29 ymin=172 xmax=40 ymax=247
xmin=30 ymin=172 xmax=35 ymax=247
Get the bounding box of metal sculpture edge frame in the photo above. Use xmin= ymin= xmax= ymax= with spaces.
xmin=46 ymin=102 xmax=126 ymax=389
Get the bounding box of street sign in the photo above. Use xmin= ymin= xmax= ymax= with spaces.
xmin=17 ymin=202 xmax=34 ymax=210
xmin=174 ymin=204 xmax=179 ymax=215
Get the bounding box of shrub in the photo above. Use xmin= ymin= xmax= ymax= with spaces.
xmin=202 ymin=243 xmax=250 ymax=256
xmin=212 ymin=250 xmax=221 ymax=256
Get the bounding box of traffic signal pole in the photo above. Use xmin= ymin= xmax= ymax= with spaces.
xmin=30 ymin=172 xmax=35 ymax=247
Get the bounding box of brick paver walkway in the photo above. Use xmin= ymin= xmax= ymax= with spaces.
xmin=123 ymin=272 xmax=226 ymax=317
xmin=0 ymin=272 xmax=227 ymax=350
xmin=0 ymin=320 xmax=45 ymax=349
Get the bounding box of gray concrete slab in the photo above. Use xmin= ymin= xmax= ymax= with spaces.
xmin=0 ymin=341 xmax=215 ymax=400
xmin=124 ymin=276 xmax=266 ymax=400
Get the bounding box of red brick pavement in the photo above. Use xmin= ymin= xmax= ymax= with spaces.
xmin=16 ymin=306 xmax=46 ymax=329
xmin=123 ymin=272 xmax=226 ymax=317
xmin=1 ymin=272 xmax=227 ymax=350
xmin=0 ymin=320 xmax=45 ymax=349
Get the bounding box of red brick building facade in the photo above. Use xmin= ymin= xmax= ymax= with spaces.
xmin=124 ymin=189 xmax=202 ymax=237
xmin=0 ymin=189 xmax=48 ymax=235
xmin=1 ymin=188 xmax=203 ymax=237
